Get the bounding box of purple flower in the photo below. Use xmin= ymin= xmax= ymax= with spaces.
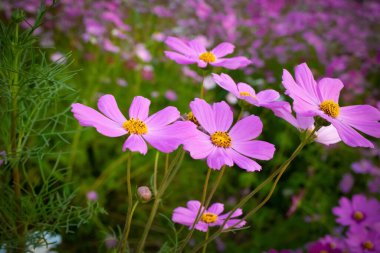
xmin=307 ymin=241 xmax=342 ymax=253
xmin=346 ymin=227 xmax=380 ymax=253
xmin=339 ymin=173 xmax=354 ymax=193
xmin=282 ymin=63 xmax=380 ymax=148
xmin=332 ymin=194 xmax=380 ymax=228
xmin=182 ymin=99 xmax=275 ymax=171
xmin=352 ymin=160 xmax=380 ymax=176
xmin=165 ymin=90 xmax=178 ymax=101
xmin=164 ymin=36 xmax=251 ymax=70
xmin=71 ymin=95 xmax=191 ymax=154
xmin=86 ymin=191 xmax=98 ymax=201
xmin=172 ymin=200 xmax=246 ymax=232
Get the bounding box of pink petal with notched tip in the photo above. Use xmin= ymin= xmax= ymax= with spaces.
xmin=211 ymin=42 xmax=235 ymax=58
xmin=227 ymin=149 xmax=262 ymax=172
xmin=207 ymin=148 xmax=234 ymax=170
xmin=212 ymin=101 xmax=233 ymax=132
xmin=164 ymin=51 xmax=198 ymax=64
xmin=122 ymin=134 xmax=148 ymax=154
xmin=317 ymin=78 xmax=344 ymax=103
xmin=97 ymin=94 xmax=127 ymax=124
xmin=129 ymin=96 xmax=150 ymax=121
xmin=71 ymin=103 xmax=127 ymax=137
xmin=232 ymin=140 xmax=275 ymax=160
xmin=190 ymin=98 xmax=216 ymax=133
xmin=229 ymin=115 xmax=263 ymax=142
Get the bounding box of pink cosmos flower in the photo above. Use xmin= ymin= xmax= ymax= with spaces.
xmin=71 ymin=94 xmax=190 ymax=155
xmin=182 ymin=98 xmax=275 ymax=171
xmin=164 ymin=36 xmax=251 ymax=70
xmin=212 ymin=73 xmax=287 ymax=111
xmin=332 ymin=194 xmax=380 ymax=228
xmin=282 ymin=63 xmax=380 ymax=148
xmin=273 ymin=106 xmax=341 ymax=146
xmin=346 ymin=227 xmax=380 ymax=253
xmin=172 ymin=200 xmax=246 ymax=232
xmin=307 ymin=241 xmax=342 ymax=253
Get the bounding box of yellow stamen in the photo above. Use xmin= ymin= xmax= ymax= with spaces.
xmin=199 ymin=51 xmax=216 ymax=63
xmin=211 ymin=131 xmax=232 ymax=148
xmin=201 ymin=212 xmax=218 ymax=223
xmin=187 ymin=111 xmax=199 ymax=125
xmin=353 ymin=211 xmax=364 ymax=221
xmin=320 ymin=251 xmax=328 ymax=253
xmin=239 ymin=91 xmax=251 ymax=97
xmin=362 ymin=240 xmax=374 ymax=250
xmin=123 ymin=118 xmax=148 ymax=135
xmin=320 ymin=100 xmax=340 ymax=118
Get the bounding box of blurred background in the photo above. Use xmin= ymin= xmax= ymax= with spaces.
xmin=0 ymin=0 xmax=379 ymax=252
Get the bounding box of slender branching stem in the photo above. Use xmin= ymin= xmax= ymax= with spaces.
xmin=136 ymin=150 xmax=185 ymax=253
xmin=118 ymin=152 xmax=133 ymax=253
xmin=178 ymin=168 xmax=212 ymax=252
xmin=189 ymin=129 xmax=317 ymax=253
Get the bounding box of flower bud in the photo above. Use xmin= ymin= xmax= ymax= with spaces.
xmin=137 ymin=186 xmax=152 ymax=202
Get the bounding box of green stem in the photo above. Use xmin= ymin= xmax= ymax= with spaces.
xmin=178 ymin=168 xmax=212 ymax=252
xmin=189 ymin=130 xmax=317 ymax=253
xmin=205 ymin=166 xmax=226 ymax=208
xmin=202 ymin=230 xmax=209 ymax=253
xmin=153 ymin=151 xmax=160 ymax=195
xmin=136 ymin=150 xmax=186 ymax=253
xmin=117 ymin=152 xmax=133 ymax=253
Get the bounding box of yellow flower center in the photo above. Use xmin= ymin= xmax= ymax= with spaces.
xmin=320 ymin=100 xmax=340 ymax=118
xmin=201 ymin=212 xmax=218 ymax=223
xmin=122 ymin=118 xmax=148 ymax=135
xmin=199 ymin=51 xmax=216 ymax=63
xmin=320 ymin=250 xmax=328 ymax=253
xmin=362 ymin=240 xmax=374 ymax=250
xmin=187 ymin=111 xmax=199 ymax=125
xmin=239 ymin=91 xmax=251 ymax=97
xmin=353 ymin=211 xmax=364 ymax=221
xmin=211 ymin=131 xmax=232 ymax=148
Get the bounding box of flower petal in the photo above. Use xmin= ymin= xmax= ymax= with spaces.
xmin=188 ymin=38 xmax=207 ymax=55
xmin=212 ymin=73 xmax=239 ymax=97
xmin=71 ymin=103 xmax=127 ymax=137
xmin=219 ymin=208 xmax=243 ymax=219
xmin=190 ymin=98 xmax=216 ymax=133
xmin=164 ymin=51 xmax=198 ymax=64
xmin=256 ymin=89 xmax=280 ymax=103
xmin=143 ymin=123 xmax=186 ymax=153
xmin=211 ymin=42 xmax=235 ymax=58
xmin=145 ymin=106 xmax=180 ymax=130
xmin=294 ymin=63 xmax=320 ymax=104
xmin=122 ymin=134 xmax=148 ymax=154
xmin=129 ymin=96 xmax=150 ymax=120
xmin=213 ymin=101 xmax=233 ymax=132
xmin=211 ymin=56 xmax=251 ymax=70
xmin=207 ymin=203 xmax=225 ymax=215
xmin=327 ymin=115 xmax=374 ymax=148
xmin=227 ymin=149 xmax=262 ymax=172
xmin=187 ymin=200 xmax=202 ymax=212
xmin=183 ymin=130 xmax=215 ymax=159
xmin=229 ymin=115 xmax=263 ymax=142
xmin=339 ymin=105 xmax=380 ymax=138
xmin=165 ymin=36 xmax=194 ymax=55
xmin=97 ymin=94 xmax=127 ymax=124
xmin=315 ymin=125 xmax=341 ymax=146
xmin=317 ymin=78 xmax=344 ymax=103
xmin=232 ymin=140 xmax=275 ymax=160
xmin=206 ymin=148 xmax=233 ymax=170
xmin=282 ymin=69 xmax=320 ymax=115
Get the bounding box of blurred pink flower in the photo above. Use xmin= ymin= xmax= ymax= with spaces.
xmin=164 ymin=36 xmax=251 ymax=70
xmin=172 ymin=200 xmax=246 ymax=232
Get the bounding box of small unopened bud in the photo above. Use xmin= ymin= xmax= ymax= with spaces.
xmin=11 ymin=9 xmax=26 ymax=23
xmin=137 ymin=186 xmax=152 ymax=202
